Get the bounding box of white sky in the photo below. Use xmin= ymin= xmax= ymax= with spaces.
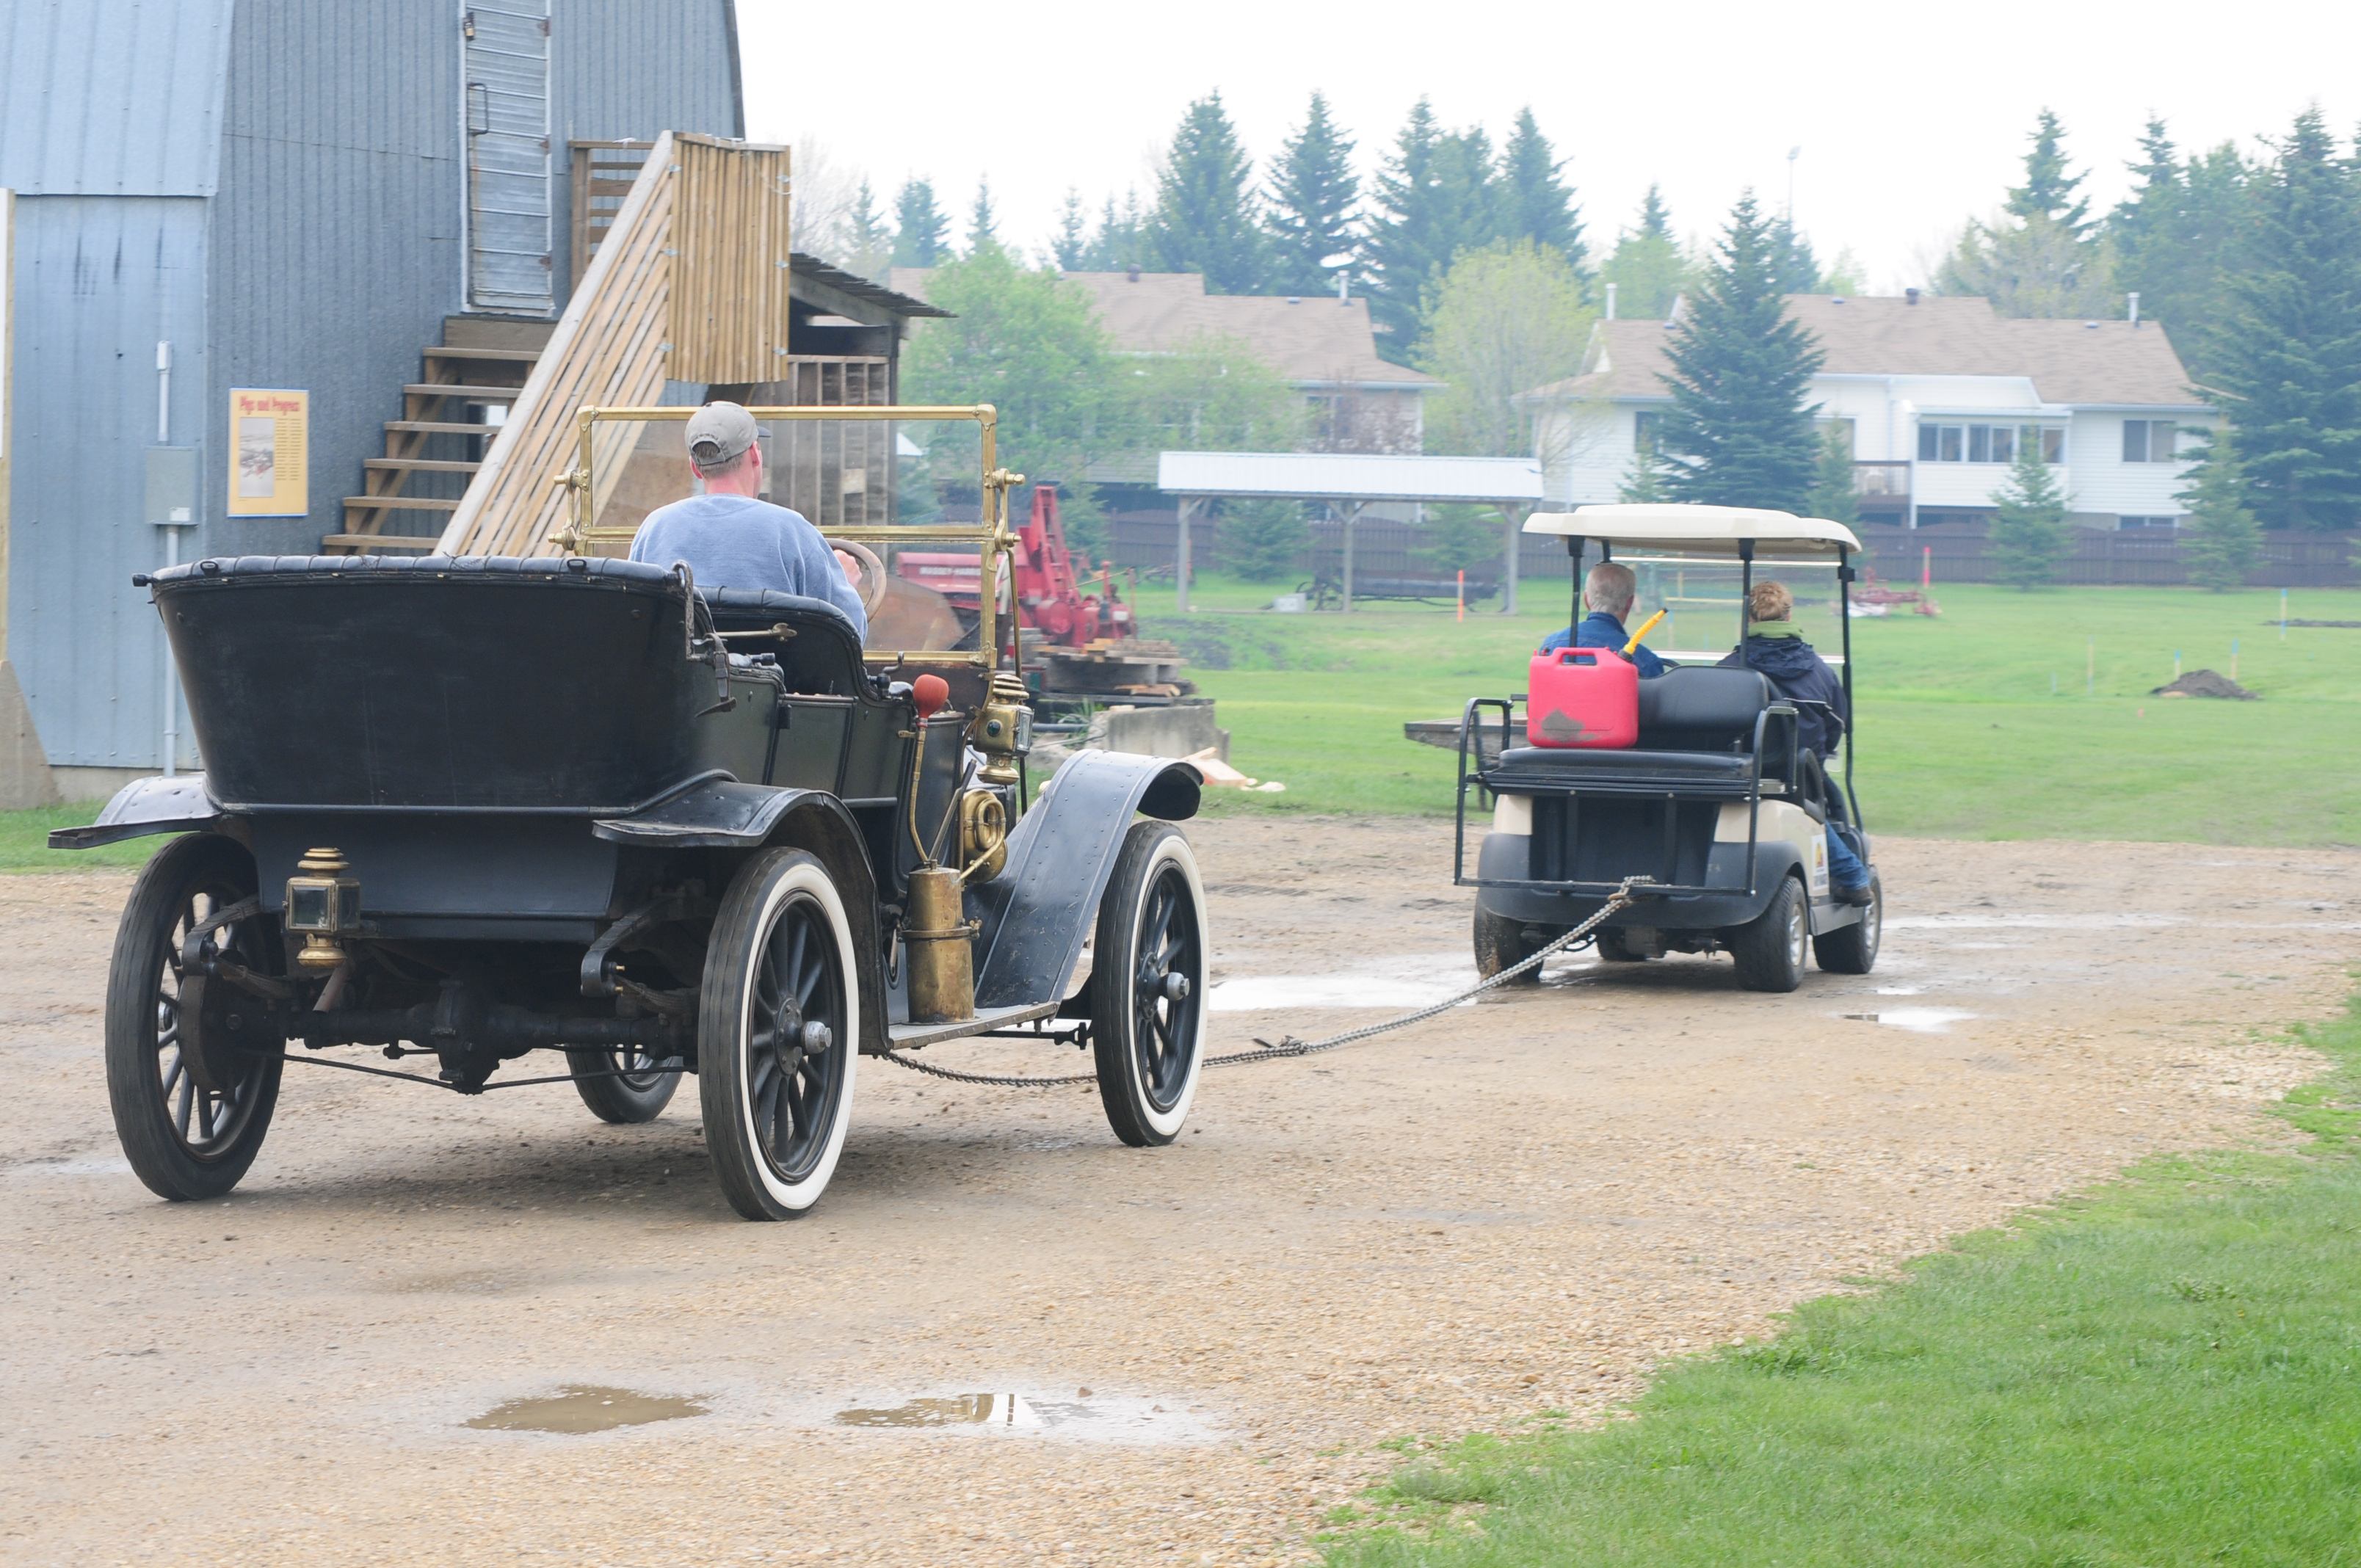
xmin=738 ymin=0 xmax=2361 ymax=294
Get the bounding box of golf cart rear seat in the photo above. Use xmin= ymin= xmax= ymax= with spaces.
xmin=1488 ymin=667 xmax=1788 ymax=789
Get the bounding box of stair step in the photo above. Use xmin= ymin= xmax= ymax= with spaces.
xmin=385 ymin=419 xmax=499 ymax=435
xmin=366 ymin=457 xmax=482 ymax=475
xmin=424 ymin=345 xmax=541 ymax=364
xmin=324 ymin=533 xmax=440 ymax=552
xmin=403 ymin=383 xmax=521 ymax=401
xmin=344 ymin=494 xmax=460 ymax=512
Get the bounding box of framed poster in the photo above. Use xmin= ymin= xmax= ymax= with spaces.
xmin=226 ymin=388 xmax=309 ymax=516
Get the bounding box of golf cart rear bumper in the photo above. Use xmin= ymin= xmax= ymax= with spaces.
xmin=1470 ymin=832 xmax=1797 ymax=929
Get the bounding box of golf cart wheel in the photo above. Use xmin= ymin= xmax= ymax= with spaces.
xmin=1472 ymin=908 xmax=1548 ymax=984
xmin=1727 ymin=873 xmax=1809 ymax=992
xmin=1813 ymin=874 xmax=1882 ymax=975
xmin=697 ymin=849 xmax=859 ymax=1220
xmin=1090 ymin=822 xmax=1207 ymax=1147
xmin=105 ymin=832 xmax=284 ymax=1202
xmin=1595 ymin=928 xmax=1652 ymax=963
xmin=567 ymin=1047 xmax=681 ymax=1124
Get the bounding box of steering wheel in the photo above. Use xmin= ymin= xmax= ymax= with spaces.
xmin=826 ymin=537 xmax=890 ymax=618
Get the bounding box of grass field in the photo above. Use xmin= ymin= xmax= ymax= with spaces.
xmin=1325 ymin=987 xmax=2361 ymax=1567
xmin=1131 ymin=577 xmax=2361 ymax=846
xmin=6 ymin=579 xmax=2355 ymax=869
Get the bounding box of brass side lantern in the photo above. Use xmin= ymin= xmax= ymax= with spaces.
xmin=285 ymin=847 xmax=360 ymax=970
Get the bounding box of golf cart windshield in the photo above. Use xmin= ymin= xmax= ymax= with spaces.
xmin=556 ymin=405 xmax=1012 ymax=665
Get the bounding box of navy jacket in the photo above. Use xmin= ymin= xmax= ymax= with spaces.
xmin=1722 ymin=630 xmax=1848 ymax=757
xmin=1540 ymin=610 xmax=1669 ymax=678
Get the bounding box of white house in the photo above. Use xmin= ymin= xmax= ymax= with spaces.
xmin=1524 ymin=294 xmax=2215 ymax=529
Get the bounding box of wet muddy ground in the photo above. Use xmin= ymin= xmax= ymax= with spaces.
xmin=2 ymin=821 xmax=2354 ymax=1565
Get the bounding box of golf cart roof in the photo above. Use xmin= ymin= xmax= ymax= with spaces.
xmin=1523 ymin=504 xmax=1862 ymax=558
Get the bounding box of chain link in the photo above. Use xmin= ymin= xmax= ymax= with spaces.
xmin=876 ymin=879 xmax=1650 ymax=1089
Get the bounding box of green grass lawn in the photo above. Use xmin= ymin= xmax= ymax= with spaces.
xmin=1326 ymin=987 xmax=2361 ymax=1567
xmin=0 ymin=800 xmax=157 ymax=874
xmin=1128 ymin=577 xmax=2361 ymax=846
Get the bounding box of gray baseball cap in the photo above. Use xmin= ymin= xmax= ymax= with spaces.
xmin=685 ymin=401 xmax=760 ymax=470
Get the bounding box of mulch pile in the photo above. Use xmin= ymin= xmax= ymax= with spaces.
xmin=2151 ymin=669 xmax=2258 ymax=700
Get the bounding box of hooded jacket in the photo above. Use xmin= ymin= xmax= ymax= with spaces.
xmin=1721 ymin=626 xmax=1847 ymax=758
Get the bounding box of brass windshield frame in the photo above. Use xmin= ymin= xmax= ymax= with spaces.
xmin=565 ymin=404 xmax=1020 ymax=667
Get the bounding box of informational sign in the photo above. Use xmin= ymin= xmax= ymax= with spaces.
xmin=226 ymin=388 xmax=309 ymax=516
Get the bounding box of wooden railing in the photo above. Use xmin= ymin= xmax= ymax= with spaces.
xmin=441 ymin=133 xmax=794 ymax=556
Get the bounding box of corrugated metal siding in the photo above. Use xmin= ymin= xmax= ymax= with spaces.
xmin=548 ymin=0 xmax=741 ymax=296
xmin=0 ymin=0 xmax=233 ymax=195
xmin=206 ymin=0 xmax=462 ymax=551
xmin=7 ymin=197 xmax=210 ymax=767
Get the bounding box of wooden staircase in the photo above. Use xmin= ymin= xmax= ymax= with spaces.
xmin=329 ymin=320 xmax=552 ymax=552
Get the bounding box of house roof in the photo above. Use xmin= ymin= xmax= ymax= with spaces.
xmin=1528 ymin=294 xmax=2203 ymax=410
xmin=888 ymin=266 xmax=1437 ymax=392
xmin=1158 ymin=450 xmax=1541 ymax=504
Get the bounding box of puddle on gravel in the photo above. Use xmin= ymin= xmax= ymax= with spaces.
xmin=1843 ymin=1008 xmax=1976 ymax=1034
xmin=831 ymin=1391 xmax=1212 ymax=1444
xmin=467 ymin=1386 xmax=707 ymax=1434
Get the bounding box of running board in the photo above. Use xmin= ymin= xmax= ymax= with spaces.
xmin=883 ymin=1000 xmax=1062 ymax=1051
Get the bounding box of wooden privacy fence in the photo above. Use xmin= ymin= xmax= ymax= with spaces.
xmin=1858 ymin=524 xmax=2359 ymax=589
xmin=442 ymin=132 xmax=793 ymax=557
xmin=1105 ymin=512 xmax=1578 ymax=585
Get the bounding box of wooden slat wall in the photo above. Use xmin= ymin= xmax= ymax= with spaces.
xmin=440 ymin=132 xmax=678 ymax=557
xmin=668 ymin=134 xmax=793 ymax=385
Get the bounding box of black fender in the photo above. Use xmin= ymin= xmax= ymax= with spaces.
xmin=593 ymin=780 xmax=888 ymax=1057
xmin=48 ymin=774 xmax=234 ymax=850
xmin=968 ymin=751 xmax=1203 ymax=1011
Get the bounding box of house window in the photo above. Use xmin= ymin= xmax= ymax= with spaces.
xmin=1918 ymin=422 xmax=2057 ymax=463
xmin=1634 ymin=410 xmax=1664 ymax=454
xmin=2117 ymin=515 xmax=2179 ymax=529
xmin=2122 ymin=419 xmax=2179 ymax=463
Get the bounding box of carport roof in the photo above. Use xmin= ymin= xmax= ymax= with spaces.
xmin=1156 ymin=451 xmax=1544 ymax=504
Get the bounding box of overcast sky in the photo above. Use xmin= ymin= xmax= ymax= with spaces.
xmin=739 ymin=0 xmax=2360 ymax=294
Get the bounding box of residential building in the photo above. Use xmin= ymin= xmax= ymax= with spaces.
xmin=1523 ymin=293 xmax=2213 ymax=529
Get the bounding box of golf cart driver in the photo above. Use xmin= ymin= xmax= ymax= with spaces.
xmin=1541 ymin=561 xmax=1671 ymax=678
xmin=1724 ymin=580 xmax=1874 ymax=905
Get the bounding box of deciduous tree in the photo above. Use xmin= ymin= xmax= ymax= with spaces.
xmin=1417 ymin=240 xmax=1592 ymax=457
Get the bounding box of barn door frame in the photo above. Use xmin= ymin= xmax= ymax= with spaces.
xmin=459 ymin=0 xmax=556 ymax=316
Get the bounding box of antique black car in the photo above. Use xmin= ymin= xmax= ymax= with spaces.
xmin=56 ymin=407 xmax=1207 ymax=1219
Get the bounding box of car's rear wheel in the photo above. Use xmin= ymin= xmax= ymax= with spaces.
xmin=698 ymin=850 xmax=858 ymax=1219
xmin=106 ymin=833 xmax=283 ymax=1202
xmin=1091 ymin=823 xmax=1206 ymax=1147
xmin=1473 ymin=908 xmax=1548 ymax=984
xmin=1727 ymin=873 xmax=1809 ymax=992
xmin=1813 ymin=874 xmax=1882 ymax=975
xmin=567 ymin=1047 xmax=681 ymax=1123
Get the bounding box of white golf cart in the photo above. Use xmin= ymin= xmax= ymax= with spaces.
xmin=1455 ymin=504 xmax=1879 ymax=992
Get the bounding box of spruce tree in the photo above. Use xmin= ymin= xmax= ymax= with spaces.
xmin=2007 ymin=109 xmax=2092 ymax=236
xmin=2203 ymin=108 xmax=2361 ymax=531
xmin=1051 ymin=189 xmax=1087 ymax=271
xmin=1498 ymin=107 xmax=1583 ymax=267
xmin=1988 ymin=440 xmax=2072 ymax=589
xmin=891 ymin=178 xmax=949 ymax=268
xmin=1080 ymin=193 xmax=1145 ymax=271
xmin=1363 ymin=98 xmax=1448 ymax=355
xmin=966 ymin=179 xmax=999 ymax=255
xmin=1263 ymin=91 xmax=1360 ymax=296
xmin=1766 ymin=212 xmax=1822 ymax=294
xmin=1220 ymin=498 xmax=1313 ymax=581
xmin=1431 ymin=126 xmax=1504 ymax=263
xmin=2175 ymin=428 xmax=2263 ymax=590
xmin=839 ymin=178 xmax=891 ymax=280
xmin=1656 ymin=191 xmax=1824 ymax=512
xmin=2109 ymin=120 xmax=2255 ymax=369
xmin=1145 ymin=92 xmax=1266 ymax=293
xmin=1617 ymin=452 xmax=1670 ymax=504
xmin=1805 ymin=427 xmax=1860 ymax=525
xmin=1598 ymin=186 xmax=1689 ymax=319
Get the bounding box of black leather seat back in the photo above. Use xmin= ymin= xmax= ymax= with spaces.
xmin=1637 ymin=667 xmax=1772 ymax=752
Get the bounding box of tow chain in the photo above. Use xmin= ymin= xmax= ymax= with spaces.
xmin=877 ymin=877 xmax=1653 ymax=1089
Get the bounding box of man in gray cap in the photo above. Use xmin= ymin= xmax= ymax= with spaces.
xmin=628 ymin=401 xmax=869 ymax=636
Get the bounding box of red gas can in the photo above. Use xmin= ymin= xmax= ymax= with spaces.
xmin=1526 ymin=647 xmax=1639 ymax=748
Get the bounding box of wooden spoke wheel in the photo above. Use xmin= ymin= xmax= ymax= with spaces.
xmin=104 ymin=833 xmax=283 ymax=1201
xmin=698 ymin=850 xmax=859 ymax=1219
xmin=1089 ymin=822 xmax=1207 ymax=1147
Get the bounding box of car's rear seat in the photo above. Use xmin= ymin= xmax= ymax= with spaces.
xmin=1490 ymin=666 xmax=1775 ymax=785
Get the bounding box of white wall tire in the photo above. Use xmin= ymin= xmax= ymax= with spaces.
xmin=698 ymin=850 xmax=859 ymax=1220
xmin=1089 ymin=824 xmax=1206 ymax=1147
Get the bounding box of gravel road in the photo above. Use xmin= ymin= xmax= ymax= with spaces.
xmin=2 ymin=820 xmax=2351 ymax=1566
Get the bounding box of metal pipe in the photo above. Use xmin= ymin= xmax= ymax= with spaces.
xmin=1838 ymin=544 xmax=1860 ymax=827
xmin=287 ymin=1004 xmax=671 ymax=1052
